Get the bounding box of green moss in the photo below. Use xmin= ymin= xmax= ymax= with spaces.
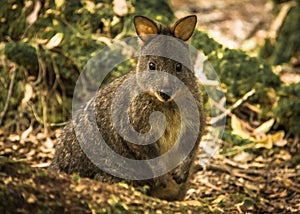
xmin=191 ymin=30 xmax=223 ymax=56
xmin=0 ymin=0 xmax=31 ymax=41
xmin=132 ymin=0 xmax=174 ymax=24
xmin=72 ymin=175 xmax=81 ymax=183
xmin=4 ymin=42 xmax=39 ymax=76
xmin=209 ymin=47 xmax=281 ymax=106
xmin=192 ymin=29 xmax=281 ymax=112
xmin=275 ymin=83 xmax=300 ymax=137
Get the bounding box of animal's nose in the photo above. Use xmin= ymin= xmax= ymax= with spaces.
xmin=158 ymin=88 xmax=173 ymax=102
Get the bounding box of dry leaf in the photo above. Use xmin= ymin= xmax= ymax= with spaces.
xmin=45 ymin=33 xmax=64 ymax=49
xmin=184 ymin=200 xmax=203 ymax=206
xmin=254 ymin=118 xmax=275 ymax=134
xmin=231 ymin=115 xmax=251 ymax=139
xmin=21 ymin=126 xmax=33 ymax=144
xmin=272 ymin=131 xmax=287 ymax=147
xmin=113 ymin=0 xmax=128 ymax=17
xmin=84 ymin=0 xmax=96 ymax=13
xmin=211 ymin=195 xmax=226 ymax=205
xmin=31 ymin=162 xmax=51 ymax=168
xmin=22 ymin=83 xmax=34 ymax=106
xmin=268 ymin=189 xmax=287 ymax=198
xmin=27 ymin=193 xmax=37 ymax=203
xmin=255 ymin=130 xmax=286 ymax=149
xmin=26 ymin=0 xmax=41 ymax=25
xmin=8 ymin=134 xmax=20 ymax=142
xmin=274 ymin=139 xmax=288 ymax=147
xmin=55 ymin=0 xmax=65 ymax=9
xmin=255 ymin=135 xmax=273 ymax=149
xmin=233 ymin=152 xmax=255 ymax=163
xmin=275 ymin=150 xmax=291 ymax=161
xmin=40 ymin=137 xmax=54 ymax=153
xmin=283 ymin=178 xmax=294 ymax=187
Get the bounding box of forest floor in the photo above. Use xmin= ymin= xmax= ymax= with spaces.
xmin=1 ymin=0 xmax=300 ymax=213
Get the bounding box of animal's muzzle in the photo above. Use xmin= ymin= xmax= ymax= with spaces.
xmin=157 ymin=88 xmax=174 ymax=102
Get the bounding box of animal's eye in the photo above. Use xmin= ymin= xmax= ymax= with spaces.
xmin=149 ymin=62 xmax=156 ymax=70
xmin=176 ymin=63 xmax=182 ymax=72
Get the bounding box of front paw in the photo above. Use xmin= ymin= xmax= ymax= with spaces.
xmin=171 ymin=167 xmax=189 ymax=184
xmin=154 ymin=176 xmax=168 ymax=188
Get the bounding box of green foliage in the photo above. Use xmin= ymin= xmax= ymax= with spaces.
xmin=212 ymin=48 xmax=281 ymax=104
xmin=132 ymin=0 xmax=174 ymax=24
xmin=191 ymin=30 xmax=223 ymax=56
xmin=4 ymin=42 xmax=38 ymax=76
xmin=275 ymin=83 xmax=300 ymax=137
xmin=0 ymin=0 xmax=30 ymax=41
xmin=72 ymin=175 xmax=81 ymax=183
xmin=193 ymin=31 xmax=281 ymax=108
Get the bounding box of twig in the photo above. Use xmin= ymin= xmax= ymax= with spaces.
xmin=195 ymin=163 xmax=231 ymax=174
xmin=0 ymin=65 xmax=16 ymax=125
xmin=210 ymin=89 xmax=256 ymax=124
xmin=51 ymin=56 xmax=66 ymax=102
xmin=41 ymin=92 xmax=48 ymax=136
xmin=269 ymin=1 xmax=296 ymax=40
xmin=29 ymin=102 xmax=44 ymax=125
xmin=49 ymin=121 xmax=68 ymax=127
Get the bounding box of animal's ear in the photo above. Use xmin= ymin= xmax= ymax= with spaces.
xmin=134 ymin=16 xmax=159 ymax=41
xmin=173 ymin=15 xmax=197 ymax=41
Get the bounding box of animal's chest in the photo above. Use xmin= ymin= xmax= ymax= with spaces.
xmin=129 ymin=95 xmax=182 ymax=155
